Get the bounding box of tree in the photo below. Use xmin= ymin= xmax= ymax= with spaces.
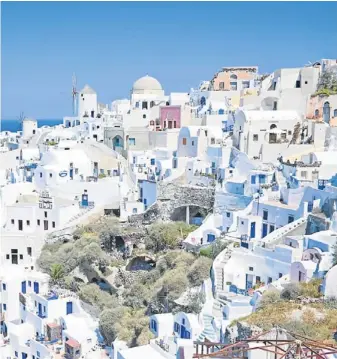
xmin=145 ymin=222 xmax=197 ymax=253
xmin=50 ymin=263 xmax=64 ymax=283
xmin=99 ymin=307 xmax=127 ymax=344
xmin=258 ymin=290 xmax=282 ymax=309
xmin=187 ymin=257 xmax=212 ymax=287
xmin=280 ymin=283 xmax=301 ymax=300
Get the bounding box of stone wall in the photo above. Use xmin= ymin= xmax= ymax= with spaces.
xmin=128 ymin=182 xmax=215 ymax=225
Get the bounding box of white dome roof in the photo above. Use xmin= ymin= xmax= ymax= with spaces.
xmin=132 ymin=75 xmax=163 ymax=94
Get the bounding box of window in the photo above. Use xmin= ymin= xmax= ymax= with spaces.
xmin=314 ymin=109 xmax=319 ymax=118
xmin=230 ymin=82 xmax=237 ymax=91
xmin=301 ymin=171 xmax=307 ymax=179
xmin=256 ymin=276 xmax=261 ymax=284
xmin=251 ymin=175 xmax=256 ymax=184
xmin=174 ymin=322 xmax=180 ymax=333
xmin=37 ymin=352 xmax=40 ymax=358
xmin=269 ymin=225 xmax=275 ymax=233
xmin=142 ymin=101 xmax=148 ymax=110
xmin=52 ymin=221 xmax=56 ymax=228
xmin=37 ymin=220 xmax=40 ymax=225
xmin=15 ymin=351 xmax=18 ymax=358
xmin=150 ymin=101 xmax=155 ymax=108
xmin=2 ymin=283 xmax=6 ymax=290
xmin=242 ymin=81 xmax=250 ymax=89
xmin=49 ymin=173 xmax=52 ymax=178
xmin=44 ymin=211 xmax=47 ymax=218
xmin=249 ymin=267 xmax=254 ymax=271
xmin=3 ymin=304 xmax=6 ymax=311
xmin=273 ymin=101 xmax=278 ymax=111
xmin=26 ymin=220 xmax=30 ymax=226
xmin=150 ymin=158 xmax=155 ymax=165
xmin=27 ymin=247 xmax=32 ymax=256
xmin=253 ymin=134 xmax=258 ymax=141
xmin=191 ymin=141 xmax=194 ymax=146
xmin=334 ymin=109 xmax=337 ymax=117
xmin=129 ymin=138 xmax=136 ymax=146
xmin=75 ymin=168 xmax=79 ymax=174
xmin=100 ymin=169 xmax=104 ymax=174
xmin=11 ymin=219 xmax=14 ymax=224
xmin=40 ymin=173 xmax=42 ymax=178
xmin=230 ymin=74 xmax=238 ymax=80
xmin=295 ymin=80 xmax=301 ymax=88
xmin=133 ymin=208 xmax=138 ymax=214
xmin=268 ymin=277 xmax=273 ymax=284
xmin=182 ymin=138 xmax=187 ymax=145
xmin=288 ymin=215 xmax=294 ymax=224
xmin=219 ymin=81 xmax=224 ymax=89
xmin=142 ymin=114 xmax=146 ymax=119
xmin=20 ymin=255 xmax=23 ymax=260
xmin=226 ymin=212 xmax=230 ymax=217
xmin=6 ymin=254 xmax=9 ymax=260
xmin=281 ymin=132 xmax=287 ymax=139
xmin=305 ymin=81 xmax=308 ymax=84
xmin=135 ymin=102 xmax=139 ymax=108
xmin=263 ymin=210 xmax=268 ymax=220
xmin=288 ymin=130 xmax=292 ymax=135
xmin=28 ymin=281 xmax=31 ymax=287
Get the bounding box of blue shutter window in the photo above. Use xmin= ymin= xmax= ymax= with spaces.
xmin=251 ymin=175 xmax=256 ymax=184
xmin=150 ymin=158 xmax=155 ymax=165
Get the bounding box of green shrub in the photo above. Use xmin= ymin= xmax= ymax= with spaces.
xmin=187 ymin=257 xmax=212 ymax=287
xmin=258 ymin=289 xmax=282 ymax=309
xmin=280 ymin=282 xmax=301 ymax=300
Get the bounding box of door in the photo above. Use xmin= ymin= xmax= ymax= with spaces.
xmin=246 ymin=274 xmax=253 ymax=290
xmin=18 ymin=220 xmax=23 ymax=231
xmin=34 ymin=281 xmax=39 ymax=294
xmin=250 ymin=222 xmax=256 ymax=239
xmin=207 ymin=234 xmax=216 ymax=242
xmin=69 ymin=168 xmax=73 ymax=179
xmin=180 ymin=325 xmax=186 ymax=339
xmin=44 ymin=220 xmax=48 ymax=231
xmin=21 ymin=281 xmax=26 ymax=294
xmin=66 ymin=301 xmax=73 ymax=315
xmin=38 ymin=303 xmax=42 ymax=317
xmin=262 ymin=223 xmax=268 ymax=238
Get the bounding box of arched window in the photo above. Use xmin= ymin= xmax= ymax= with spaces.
xmin=323 ymin=102 xmax=331 ymax=123
xmin=200 ymin=96 xmax=206 ymax=106
xmin=230 ymin=74 xmax=238 ymax=80
xmin=334 ymin=109 xmax=337 ymax=118
xmin=314 ymin=109 xmax=319 ymax=118
xmin=150 ymin=101 xmax=155 ymax=108
xmin=270 ymin=124 xmax=277 ymax=130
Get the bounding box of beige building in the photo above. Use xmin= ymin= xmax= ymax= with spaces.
xmin=210 ymin=66 xmax=259 ymax=92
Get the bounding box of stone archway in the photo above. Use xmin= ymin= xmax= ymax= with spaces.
xmin=170 ymin=205 xmax=209 ymax=224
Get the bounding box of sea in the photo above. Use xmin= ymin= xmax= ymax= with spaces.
xmin=1 ymin=119 xmax=63 ymax=132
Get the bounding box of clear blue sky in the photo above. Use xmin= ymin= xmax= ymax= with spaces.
xmin=2 ymin=1 xmax=337 ymax=119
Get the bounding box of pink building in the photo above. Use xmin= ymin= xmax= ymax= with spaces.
xmin=160 ymin=106 xmax=181 ymax=129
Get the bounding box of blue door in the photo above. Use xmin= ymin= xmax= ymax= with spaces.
xmin=181 ymin=325 xmax=186 ymax=339
xmin=250 ymin=222 xmax=256 ymax=239
xmin=21 ymin=281 xmax=26 ymax=294
xmin=69 ymin=168 xmax=73 ymax=179
xmin=251 ymin=175 xmax=256 ymax=184
xmin=262 ymin=223 xmax=268 ymax=238
xmin=246 ymin=274 xmax=253 ymax=291
xmin=207 ymin=234 xmax=216 ymax=242
xmin=66 ymin=301 xmax=73 ymax=315
xmin=33 ymin=282 xmax=39 ymax=294
xmin=38 ymin=303 xmax=42 ymax=317
xmin=22 ymin=353 xmax=27 ymax=359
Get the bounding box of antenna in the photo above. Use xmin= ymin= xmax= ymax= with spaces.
xmin=72 ymin=73 xmax=78 ymax=115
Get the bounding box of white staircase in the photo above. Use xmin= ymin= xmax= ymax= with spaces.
xmin=197 ymin=312 xmax=218 ymax=342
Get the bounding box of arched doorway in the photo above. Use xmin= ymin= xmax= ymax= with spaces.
xmin=112 ymin=135 xmax=124 ymax=151
xmin=323 ymin=102 xmax=331 ymax=123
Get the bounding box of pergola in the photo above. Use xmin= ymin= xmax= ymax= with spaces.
xmin=193 ymin=328 xmax=337 ymax=359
